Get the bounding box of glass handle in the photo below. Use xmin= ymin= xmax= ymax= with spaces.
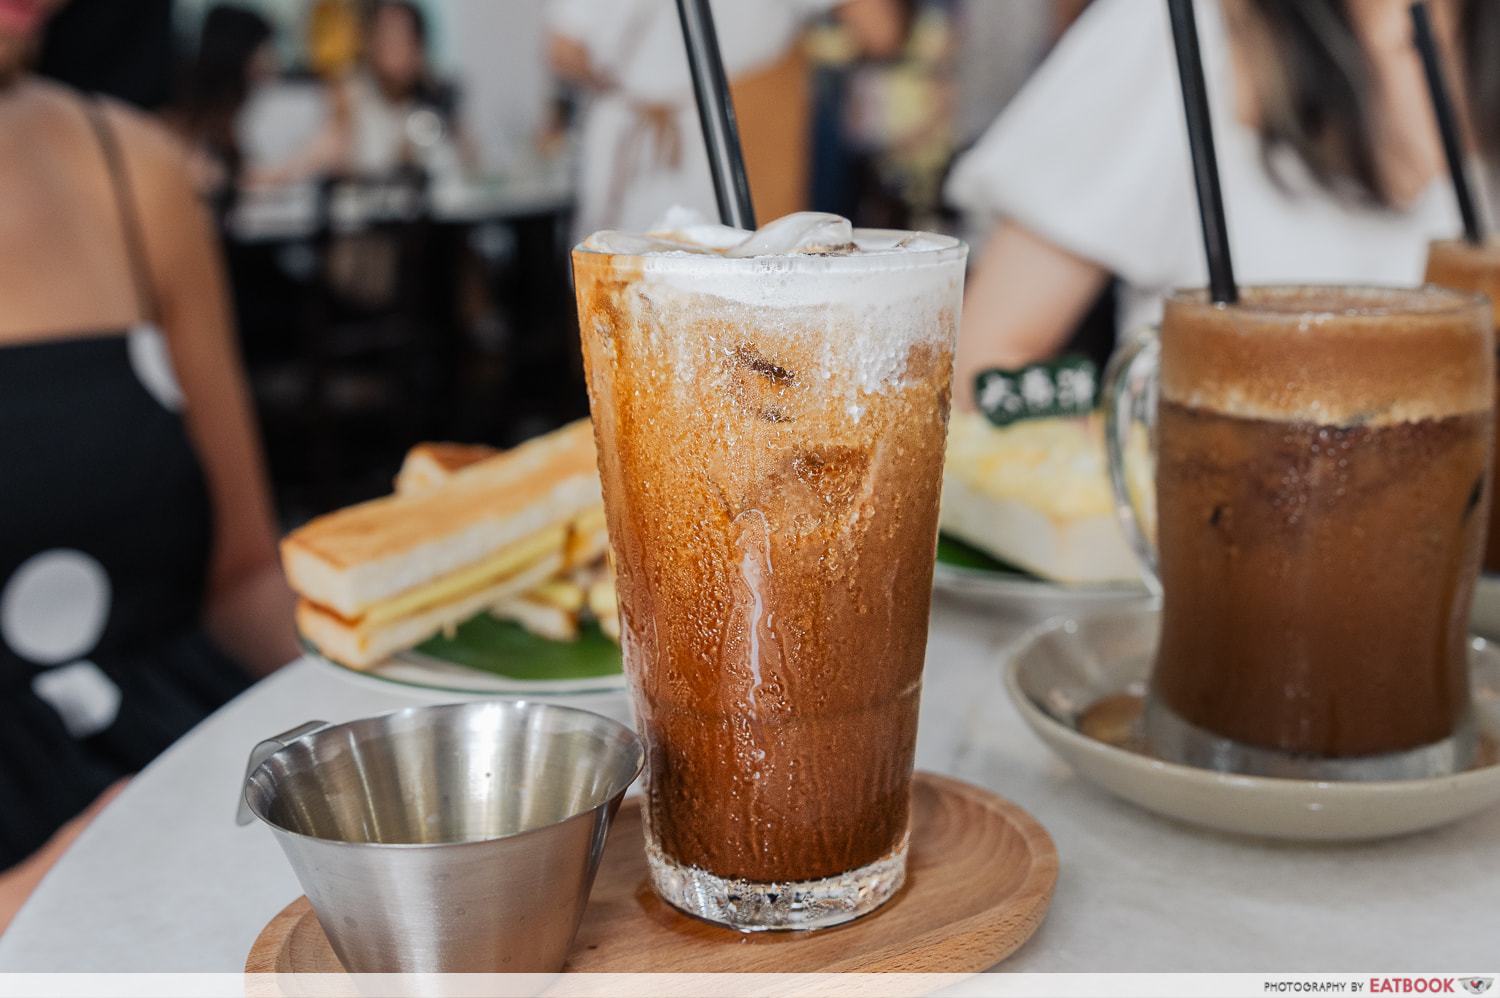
xmin=235 ymin=720 xmax=331 ymax=827
xmin=1102 ymin=326 xmax=1162 ymax=596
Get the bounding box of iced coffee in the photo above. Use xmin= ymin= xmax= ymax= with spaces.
xmin=572 ymin=213 xmax=964 ymax=930
xmin=1425 ymin=240 xmax=1500 ymax=571
xmin=1147 ymin=287 xmax=1493 ymax=778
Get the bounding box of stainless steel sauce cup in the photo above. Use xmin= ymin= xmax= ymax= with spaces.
xmin=238 ymin=700 xmax=643 ymax=973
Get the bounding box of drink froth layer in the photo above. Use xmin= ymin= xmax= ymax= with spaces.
xmin=575 ymin=217 xmax=965 ymax=404
xmin=1159 ymin=286 xmax=1494 ymax=426
xmin=1426 ymin=240 xmax=1500 ymax=327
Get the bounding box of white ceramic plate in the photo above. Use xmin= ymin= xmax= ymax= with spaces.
xmin=931 ymin=532 xmax=1149 ymax=619
xmin=1003 ymin=606 xmax=1500 ymax=840
xmin=304 ymin=644 xmax=629 ymax=696
xmin=299 ymin=615 xmax=628 ymax=697
xmin=933 ymin=560 xmax=1145 ymax=601
xmin=931 ymin=559 xmax=1150 ymax=626
xmin=369 ymin=648 xmax=627 ymax=695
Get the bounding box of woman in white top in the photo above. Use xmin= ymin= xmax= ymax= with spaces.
xmin=945 ymin=0 xmax=1499 ymax=408
xmin=547 ymin=0 xmax=907 ymax=239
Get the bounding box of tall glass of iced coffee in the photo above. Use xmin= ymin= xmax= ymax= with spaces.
xmin=572 ymin=214 xmax=965 ymax=930
xmin=1106 ymin=286 xmax=1493 ymax=780
xmin=1426 ymin=240 xmax=1500 ymax=572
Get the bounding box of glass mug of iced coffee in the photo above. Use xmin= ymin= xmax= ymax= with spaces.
xmin=572 ymin=213 xmax=965 ymax=930
xmin=1425 ymin=240 xmax=1500 ymax=572
xmin=1104 ymin=286 xmax=1494 ymax=780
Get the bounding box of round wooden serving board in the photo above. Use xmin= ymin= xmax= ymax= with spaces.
xmin=246 ymin=772 xmax=1057 ymax=974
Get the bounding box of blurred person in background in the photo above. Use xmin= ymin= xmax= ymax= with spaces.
xmin=952 ymin=0 xmax=1085 ymax=154
xmin=548 ymin=0 xmax=909 ymax=238
xmin=163 ymin=5 xmax=275 ymax=203
xmin=0 ymin=0 xmax=298 ymax=929
xmin=946 ymin=0 xmax=1500 ymax=407
xmin=938 ymin=0 xmax=1079 ymax=251
xmin=232 ymin=0 xmax=354 ymax=188
xmin=823 ymin=0 xmax=956 ymax=230
xmin=345 ymin=0 xmax=465 ymax=180
xmin=253 ymin=0 xmax=465 ymax=187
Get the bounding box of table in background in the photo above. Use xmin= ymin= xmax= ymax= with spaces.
xmin=1 ymin=595 xmax=1496 ymax=972
xmin=224 ymin=161 xmax=574 ymax=244
xmin=225 ymin=165 xmax=586 ymax=517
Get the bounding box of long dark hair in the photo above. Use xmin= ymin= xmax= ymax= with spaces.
xmin=182 ymin=6 xmax=271 ymax=117
xmin=176 ymin=5 xmax=272 ymax=174
xmin=1243 ymin=0 xmax=1500 ymax=207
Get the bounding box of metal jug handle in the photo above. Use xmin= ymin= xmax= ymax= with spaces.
xmin=235 ymin=720 xmax=332 ymax=827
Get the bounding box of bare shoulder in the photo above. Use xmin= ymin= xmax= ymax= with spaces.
xmin=17 ymin=75 xmax=94 ymax=117
xmin=33 ymin=86 xmax=224 ymax=325
xmin=89 ymin=94 xmax=216 ymax=285
xmin=17 ymin=81 xmax=195 ymax=206
xmin=92 ymin=95 xmax=195 ymax=194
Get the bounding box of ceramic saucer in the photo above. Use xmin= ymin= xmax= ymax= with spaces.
xmin=1003 ymin=606 xmax=1500 ymax=840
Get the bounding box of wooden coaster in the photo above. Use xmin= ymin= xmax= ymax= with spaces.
xmin=246 ymin=772 xmax=1057 ymax=974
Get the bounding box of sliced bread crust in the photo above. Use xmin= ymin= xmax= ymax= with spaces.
xmin=298 ymin=552 xmax=566 ymax=669
xmin=283 ymin=420 xmax=600 ymax=616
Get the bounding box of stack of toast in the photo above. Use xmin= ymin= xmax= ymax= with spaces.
xmin=282 ymin=421 xmax=619 ymax=670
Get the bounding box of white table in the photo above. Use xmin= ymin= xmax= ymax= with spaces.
xmin=226 ymin=165 xmax=574 ymax=245
xmin=1 ymin=594 xmax=1496 ymax=972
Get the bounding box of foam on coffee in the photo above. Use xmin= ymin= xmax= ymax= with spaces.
xmin=579 ymin=211 xmax=965 ymax=404
xmin=1427 ymin=240 xmax=1500 ymax=327
xmin=1159 ymin=286 xmax=1494 ymax=427
xmin=582 ymin=208 xmax=956 ymax=259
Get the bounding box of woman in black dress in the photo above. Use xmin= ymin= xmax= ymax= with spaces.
xmin=0 ymin=0 xmax=298 ymax=926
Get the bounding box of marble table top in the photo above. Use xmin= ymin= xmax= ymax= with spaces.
xmin=1 ymin=593 xmax=1494 ymax=972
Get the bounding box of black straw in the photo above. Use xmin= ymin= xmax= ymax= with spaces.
xmin=1166 ymin=0 xmax=1237 ymax=304
xmin=1411 ymin=2 xmax=1484 ymax=245
xmin=675 ymin=0 xmax=757 ymax=230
